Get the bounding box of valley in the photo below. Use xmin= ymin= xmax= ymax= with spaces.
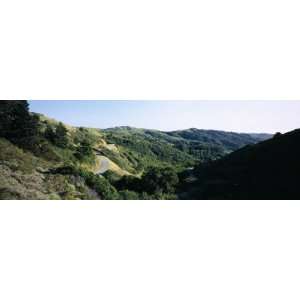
xmin=3 ymin=100 xmax=297 ymax=200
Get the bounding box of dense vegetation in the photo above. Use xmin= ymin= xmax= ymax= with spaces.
xmin=0 ymin=100 xmax=41 ymax=152
xmin=0 ymin=101 xmax=101 ymax=199
xmin=0 ymin=100 xmax=278 ymax=200
xmin=102 ymin=126 xmax=269 ymax=173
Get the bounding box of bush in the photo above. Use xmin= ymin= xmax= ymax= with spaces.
xmin=55 ymin=122 xmax=69 ymax=147
xmin=74 ymin=139 xmax=95 ymax=164
xmin=103 ymin=170 xmax=122 ymax=183
xmin=140 ymin=166 xmax=179 ymax=194
xmin=51 ymin=165 xmax=119 ymax=200
xmin=114 ymin=175 xmax=140 ymax=191
xmin=85 ymin=174 xmax=119 ymax=200
xmin=45 ymin=125 xmax=56 ymax=143
xmin=118 ymin=190 xmax=140 ymax=200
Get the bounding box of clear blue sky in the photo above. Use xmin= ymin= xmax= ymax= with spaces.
xmin=29 ymin=100 xmax=300 ymax=133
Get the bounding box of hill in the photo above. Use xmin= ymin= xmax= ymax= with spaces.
xmin=0 ymin=101 xmax=273 ymax=199
xmin=166 ymin=128 xmax=270 ymax=151
xmin=102 ymin=126 xmax=270 ymax=173
xmin=180 ymin=130 xmax=300 ymax=199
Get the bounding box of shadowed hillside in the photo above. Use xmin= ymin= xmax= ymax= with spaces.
xmin=180 ymin=130 xmax=300 ymax=199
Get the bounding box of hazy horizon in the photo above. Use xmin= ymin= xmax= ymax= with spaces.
xmin=29 ymin=100 xmax=300 ymax=133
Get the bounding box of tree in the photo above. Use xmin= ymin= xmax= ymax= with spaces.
xmin=84 ymin=173 xmax=119 ymax=199
xmin=75 ymin=139 xmax=95 ymax=163
xmin=45 ymin=124 xmax=56 ymax=143
xmin=45 ymin=122 xmax=69 ymax=148
xmin=141 ymin=167 xmax=179 ymax=194
xmin=0 ymin=100 xmax=40 ymax=150
xmin=54 ymin=122 xmax=69 ymax=148
xmin=75 ymin=140 xmax=93 ymax=158
xmin=273 ymin=132 xmax=282 ymax=139
xmin=115 ymin=175 xmax=140 ymax=191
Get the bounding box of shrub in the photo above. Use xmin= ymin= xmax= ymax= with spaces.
xmin=53 ymin=122 xmax=69 ymax=148
xmin=118 ymin=190 xmax=140 ymax=200
xmin=140 ymin=166 xmax=179 ymax=194
xmin=84 ymin=174 xmax=119 ymax=200
xmin=74 ymin=139 xmax=95 ymax=164
xmin=114 ymin=175 xmax=140 ymax=191
xmin=50 ymin=165 xmax=119 ymax=200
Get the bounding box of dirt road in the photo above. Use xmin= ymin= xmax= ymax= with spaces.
xmin=95 ymin=156 xmax=110 ymax=174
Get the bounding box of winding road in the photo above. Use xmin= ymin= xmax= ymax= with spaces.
xmin=96 ymin=156 xmax=110 ymax=174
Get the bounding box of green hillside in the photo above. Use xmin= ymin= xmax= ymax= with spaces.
xmin=0 ymin=100 xmax=272 ymax=200
xmin=167 ymin=128 xmax=269 ymax=151
xmin=102 ymin=126 xmax=270 ymax=172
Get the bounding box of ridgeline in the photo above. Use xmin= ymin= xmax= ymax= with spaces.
xmin=1 ymin=100 xmax=281 ymax=200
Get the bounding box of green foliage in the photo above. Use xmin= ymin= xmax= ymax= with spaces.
xmin=140 ymin=167 xmax=179 ymax=194
xmin=103 ymin=129 xmax=195 ymax=172
xmin=153 ymin=192 xmax=178 ymax=200
xmin=51 ymin=165 xmax=119 ymax=199
xmin=118 ymin=190 xmax=140 ymax=200
xmin=102 ymin=127 xmax=269 ymax=174
xmin=0 ymin=106 xmax=275 ymax=200
xmin=75 ymin=139 xmax=95 ymax=164
xmin=115 ymin=175 xmax=140 ymax=191
xmin=139 ymin=192 xmax=156 ymax=200
xmin=119 ymin=134 xmax=192 ymax=166
xmin=45 ymin=124 xmax=57 ymax=143
xmin=73 ymin=127 xmax=98 ymax=145
xmin=103 ymin=170 xmax=122 ymax=183
xmin=54 ymin=122 xmax=69 ymax=148
xmin=0 ymin=100 xmax=41 ymax=151
xmin=44 ymin=121 xmax=69 ymax=148
xmin=84 ymin=174 xmax=119 ymax=200
xmin=168 ymin=128 xmax=266 ymax=151
xmin=0 ymin=138 xmax=46 ymax=173
xmin=112 ymin=166 xmax=179 ymax=198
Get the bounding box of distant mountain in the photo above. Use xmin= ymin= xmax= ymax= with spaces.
xmin=165 ymin=128 xmax=272 ymax=151
xmin=248 ymin=133 xmax=274 ymax=141
xmin=102 ymin=127 xmax=271 ymax=172
xmin=181 ymin=129 xmax=300 ymax=199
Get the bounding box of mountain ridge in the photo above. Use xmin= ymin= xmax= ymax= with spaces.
xmin=0 ymin=101 xmax=280 ymax=199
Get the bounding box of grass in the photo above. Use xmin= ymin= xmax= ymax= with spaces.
xmin=0 ymin=138 xmax=100 ymax=200
xmin=0 ymin=138 xmax=50 ymax=173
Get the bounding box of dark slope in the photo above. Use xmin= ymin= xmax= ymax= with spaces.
xmin=182 ymin=130 xmax=300 ymax=199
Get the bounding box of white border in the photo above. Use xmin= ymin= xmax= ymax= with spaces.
xmin=1 ymin=1 xmax=300 ymax=299
xmin=0 ymin=0 xmax=300 ymax=100
xmin=1 ymin=200 xmax=300 ymax=300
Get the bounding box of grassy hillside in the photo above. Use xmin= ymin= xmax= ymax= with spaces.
xmin=180 ymin=130 xmax=300 ymax=199
xmin=0 ymin=138 xmax=99 ymax=199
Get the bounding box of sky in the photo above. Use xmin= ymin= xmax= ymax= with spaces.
xmin=29 ymin=100 xmax=300 ymax=133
